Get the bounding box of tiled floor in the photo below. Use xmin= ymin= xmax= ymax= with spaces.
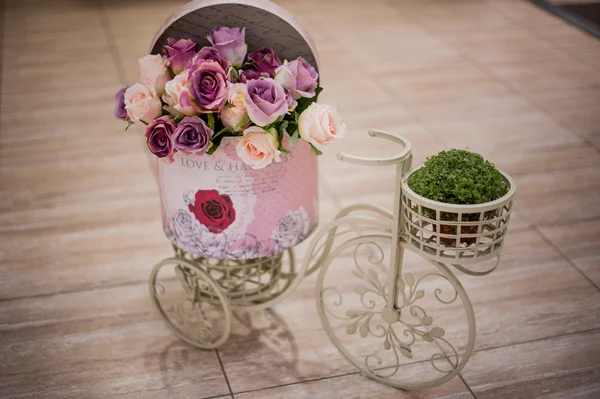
xmin=1 ymin=0 xmax=599 ymax=398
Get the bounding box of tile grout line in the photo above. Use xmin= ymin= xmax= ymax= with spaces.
xmin=226 ymin=326 xmax=600 ymax=396
xmin=532 ymin=225 xmax=600 ymax=292
xmin=215 ymin=349 xmax=235 ymax=397
xmin=459 ymin=374 xmax=479 ymax=399
xmin=96 ymin=0 xmax=129 ymax=86
xmin=0 ymin=279 xmax=149 ymax=303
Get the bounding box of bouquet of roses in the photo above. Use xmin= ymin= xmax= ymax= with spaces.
xmin=113 ymin=26 xmax=345 ymax=169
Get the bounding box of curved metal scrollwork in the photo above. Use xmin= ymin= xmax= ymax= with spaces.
xmin=315 ymin=234 xmax=476 ymax=390
xmin=149 ymin=257 xmax=233 ymax=349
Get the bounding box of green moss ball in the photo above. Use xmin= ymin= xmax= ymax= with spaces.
xmin=407 ymin=149 xmax=508 ymax=205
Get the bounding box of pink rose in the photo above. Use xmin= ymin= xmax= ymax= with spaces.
xmin=220 ymin=83 xmax=250 ymax=131
xmin=298 ymin=103 xmax=346 ymax=151
xmin=124 ymin=83 xmax=163 ymax=124
xmin=163 ymin=38 xmax=197 ymax=75
xmin=274 ymin=57 xmax=319 ymax=100
xmin=186 ymin=60 xmax=228 ymax=113
xmin=242 ymin=78 xmax=288 ymax=127
xmin=207 ymin=27 xmax=247 ymax=68
xmin=162 ymin=71 xmax=195 ymax=116
xmin=138 ymin=54 xmax=171 ymax=94
xmin=236 ymin=126 xmax=281 ymax=169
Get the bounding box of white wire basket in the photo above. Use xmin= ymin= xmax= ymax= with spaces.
xmin=401 ymin=168 xmax=516 ymax=265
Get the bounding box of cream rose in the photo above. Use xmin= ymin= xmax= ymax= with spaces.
xmin=124 ymin=83 xmax=163 ymax=124
xmin=162 ymin=71 xmax=195 ymax=116
xmin=236 ymin=126 xmax=281 ymax=169
xmin=220 ymin=83 xmax=250 ymax=131
xmin=138 ymin=54 xmax=171 ymax=94
xmin=298 ymin=103 xmax=346 ymax=151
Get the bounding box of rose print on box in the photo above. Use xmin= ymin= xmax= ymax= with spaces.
xmin=188 ymin=189 xmax=236 ymax=233
xmin=159 ymin=138 xmax=318 ymax=260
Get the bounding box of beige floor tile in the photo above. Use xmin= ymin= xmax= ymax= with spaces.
xmin=0 ymin=283 xmax=229 ymax=398
xmin=462 ymin=329 xmax=600 ymax=399
xmin=455 ymin=230 xmax=600 ymax=351
xmin=381 ymin=62 xmax=512 ymax=107
xmin=443 ymin=27 xmax=570 ymax=64
xmin=513 ymin=165 xmax=600 ymax=224
xmin=487 ymin=0 xmax=565 ymax=27
xmin=218 ymin=248 xmax=474 ymax=392
xmin=424 ymin=112 xmax=584 ymax=156
xmin=540 ymin=220 xmax=600 ymax=287
xmin=487 ymin=59 xmax=600 ymax=95
xmin=393 ymin=0 xmax=516 ymax=33
xmin=217 ymin=273 xmax=357 ymax=392
xmin=101 ymin=0 xmax=188 ymax=83
xmin=234 ymin=367 xmax=472 ymax=398
xmin=530 ymin=21 xmax=600 ymax=49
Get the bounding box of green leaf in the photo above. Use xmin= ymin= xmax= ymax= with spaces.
xmin=294 ymin=86 xmax=323 ymax=116
xmin=289 ymin=130 xmax=299 ymax=146
xmin=294 ymin=111 xmax=300 ymax=124
xmin=124 ymin=120 xmax=135 ymax=131
xmin=231 ymin=68 xmax=240 ymax=80
xmin=173 ymin=114 xmax=185 ymax=123
xmin=310 ymin=144 xmax=323 ymax=156
xmin=234 ymin=116 xmax=250 ymax=131
xmin=207 ymin=113 xmax=215 ymax=130
xmin=314 ymin=86 xmax=324 ymax=102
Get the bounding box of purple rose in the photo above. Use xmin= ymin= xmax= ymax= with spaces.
xmin=113 ymin=85 xmax=130 ymax=121
xmin=187 ymin=60 xmax=228 ymax=112
xmin=171 ymin=116 xmax=213 ymax=155
xmin=145 ymin=116 xmax=176 ymax=159
xmin=188 ymin=46 xmax=230 ymax=72
xmin=163 ymin=38 xmax=198 ymax=74
xmin=243 ymin=78 xmax=288 ymax=126
xmin=247 ymin=48 xmax=281 ymax=77
xmin=238 ymin=68 xmax=269 ymax=83
xmin=274 ymin=57 xmax=319 ymax=100
xmin=206 ymin=26 xmax=247 ymax=67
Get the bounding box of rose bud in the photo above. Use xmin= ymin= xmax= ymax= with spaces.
xmin=236 ymin=126 xmax=281 ymax=169
xmin=138 ymin=54 xmax=171 ymax=94
xmin=298 ymin=103 xmax=346 ymax=151
xmin=242 ymin=78 xmax=288 ymax=126
xmin=206 ymin=26 xmax=247 ymax=68
xmin=124 ymin=83 xmax=163 ymax=125
xmin=171 ymin=116 xmax=213 ymax=155
xmin=188 ymin=46 xmax=230 ymax=72
xmin=275 ymin=57 xmax=319 ymax=100
xmin=163 ymin=38 xmax=198 ymax=75
xmin=113 ymin=85 xmax=130 ymax=121
xmin=186 ymin=60 xmax=228 ymax=112
xmin=247 ymin=48 xmax=281 ymax=77
xmin=145 ymin=116 xmax=176 ymax=159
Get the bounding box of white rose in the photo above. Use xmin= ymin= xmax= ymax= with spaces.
xmin=236 ymin=126 xmax=281 ymax=169
xmin=162 ymin=71 xmax=195 ymax=116
xmin=124 ymin=83 xmax=163 ymax=124
xmin=138 ymin=54 xmax=171 ymax=94
xmin=298 ymin=103 xmax=346 ymax=151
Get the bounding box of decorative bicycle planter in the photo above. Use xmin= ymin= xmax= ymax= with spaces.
xmin=134 ymin=0 xmax=517 ymax=391
xmin=311 ymin=130 xmax=516 ymax=389
xmin=143 ymin=0 xmax=326 ymax=350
